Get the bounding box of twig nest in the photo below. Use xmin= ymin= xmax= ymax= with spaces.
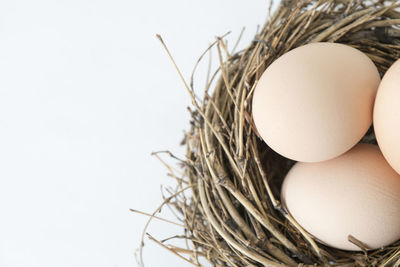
xmin=155 ymin=0 xmax=400 ymax=266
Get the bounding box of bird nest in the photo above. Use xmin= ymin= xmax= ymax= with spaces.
xmin=140 ymin=0 xmax=400 ymax=266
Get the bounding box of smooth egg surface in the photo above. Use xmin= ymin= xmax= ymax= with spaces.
xmin=252 ymin=42 xmax=380 ymax=162
xmin=281 ymin=144 xmax=400 ymax=251
xmin=374 ymin=58 xmax=400 ymax=175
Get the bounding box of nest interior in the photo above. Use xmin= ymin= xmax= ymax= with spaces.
xmin=148 ymin=0 xmax=400 ymax=266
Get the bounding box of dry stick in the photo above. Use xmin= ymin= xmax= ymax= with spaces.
xmin=202 ymin=99 xmax=256 ymax=244
xmin=237 ymin=113 xmax=270 ymax=221
xmin=363 ymin=17 xmax=400 ymax=29
xmin=200 ymin=113 xmax=297 ymax=266
xmin=130 ymin=209 xmax=185 ymax=228
xmin=263 ymin=17 xmax=284 ymax=44
xmin=227 ymin=246 xmax=258 ymax=267
xmin=157 ymin=34 xmax=242 ymax=179
xmin=184 ymin=134 xmax=217 ymax=266
xmin=206 ymin=60 xmax=244 ymax=160
xmin=216 ymin=40 xmax=238 ymax=111
xmin=249 ymin=138 xmax=279 ymax=211
xmin=160 ymin=234 xmax=186 ymax=243
xmin=168 ymin=246 xmax=207 ymax=257
xmin=190 ymin=236 xmax=219 ymax=251
xmin=159 ymin=187 xmax=192 ymax=257
xmin=196 ymin=155 xmax=240 ymax=267
xmin=234 ymin=43 xmax=265 ymax=160
xmin=306 ymin=20 xmax=336 ymax=39
xmin=197 ymin=178 xmax=287 ymax=267
xmin=146 ymin=233 xmax=200 ymax=267
xmin=229 ymin=49 xmax=278 ymax=222
xmin=221 ymin=70 xmax=241 ymax=124
xmin=209 ymin=64 xmax=241 ymax=134
xmin=206 ymin=43 xmax=212 ymax=88
xmin=138 ymin=185 xmax=195 ymax=267
xmin=245 ymin=78 xmax=258 ymax=104
xmin=204 ymin=66 xmax=223 ymax=99
xmin=310 ymin=7 xmax=376 ymax=42
xmin=153 ymin=152 xmax=189 ymax=237
xmin=199 ymin=78 xmax=256 ymax=266
xmin=212 ymin=73 xmax=230 ymax=122
xmin=218 ymin=173 xmax=301 ymax=257
xmin=249 ymin=158 xmax=280 ymax=221
xmin=246 ymin=136 xmax=279 ymax=218
xmin=237 ymin=77 xmax=247 ymax=159
xmin=183 ymin=160 xmax=204 ymax=234
xmin=205 ymin=237 xmax=235 ymax=266
xmin=386 ymin=8 xmax=400 ymax=19
xmin=231 ymin=48 xmax=264 ymax=158
xmin=190 ymin=31 xmax=231 ymax=91
xmin=245 ymin=53 xmax=271 ymax=81
xmin=344 ymin=0 xmax=357 ymax=15
xmin=231 ymin=27 xmax=246 ymax=55
xmin=348 ymin=235 xmax=371 ymax=252
xmin=196 ymin=156 xmax=234 ymax=264
xmin=268 ymin=0 xmax=274 ymax=22
xmin=240 ymin=115 xmax=270 ymax=223
xmin=151 ymin=152 xmax=186 ymax=184
xmin=328 ymin=7 xmax=391 ymax=42
xmin=263 ymin=0 xmax=287 ymax=39
xmin=248 ymin=211 xmax=298 ymax=267
xmin=241 ymin=128 xmax=252 ymax=180
xmin=378 ymin=249 xmax=400 ymax=267
xmin=271 ymin=3 xmax=302 ymax=50
xmin=209 ymin=87 xmax=296 ymax=260
xmin=203 ymin=186 xmax=243 ymax=267
xmin=219 ymin=41 xmax=245 ymax=158
xmin=243 ymin=167 xmax=270 ymax=220
xmin=218 ymin=37 xmax=231 ymax=59
xmin=160 ymin=187 xmax=185 ymax=223
xmin=156 ymin=34 xmax=198 ymax=108
xmin=286 ymin=0 xmax=325 ymax=50
xmin=284 ymin=212 xmax=327 ymax=260
xmin=205 ymin=173 xmax=231 ymax=224
xmin=250 ymin=137 xmax=327 ymax=263
xmin=202 ymin=172 xmax=255 ymax=266
xmin=206 ymin=93 xmax=232 ymax=136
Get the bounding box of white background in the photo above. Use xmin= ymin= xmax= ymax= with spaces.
xmin=0 ymin=1 xmax=276 ymax=266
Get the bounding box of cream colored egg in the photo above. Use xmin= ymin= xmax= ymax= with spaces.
xmin=281 ymin=144 xmax=400 ymax=251
xmin=252 ymin=42 xmax=380 ymax=162
xmin=374 ymin=58 xmax=400 ymax=175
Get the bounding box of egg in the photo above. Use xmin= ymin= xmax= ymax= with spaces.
xmin=252 ymin=42 xmax=380 ymax=162
xmin=281 ymin=143 xmax=400 ymax=251
xmin=373 ymin=58 xmax=400 ymax=175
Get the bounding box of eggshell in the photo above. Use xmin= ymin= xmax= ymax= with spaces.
xmin=252 ymin=42 xmax=380 ymax=162
xmin=373 ymin=58 xmax=400 ymax=175
xmin=281 ymin=144 xmax=400 ymax=251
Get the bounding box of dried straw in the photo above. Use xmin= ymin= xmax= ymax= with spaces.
xmin=139 ymin=0 xmax=400 ymax=266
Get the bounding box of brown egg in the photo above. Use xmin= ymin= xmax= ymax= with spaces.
xmin=281 ymin=144 xmax=400 ymax=251
xmin=252 ymin=42 xmax=380 ymax=162
xmin=373 ymin=58 xmax=400 ymax=175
